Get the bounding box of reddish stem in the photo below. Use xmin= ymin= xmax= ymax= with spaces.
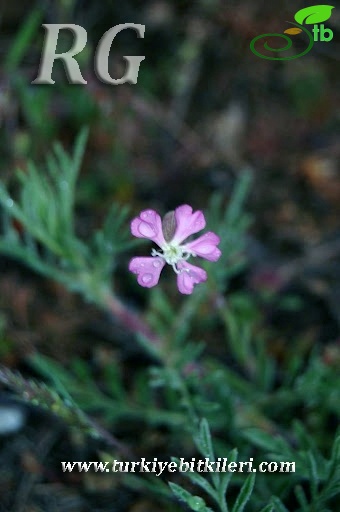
xmin=105 ymin=294 xmax=161 ymax=347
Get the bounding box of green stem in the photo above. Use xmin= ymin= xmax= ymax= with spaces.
xmin=101 ymin=292 xmax=201 ymax=427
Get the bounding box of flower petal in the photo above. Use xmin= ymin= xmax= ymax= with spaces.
xmin=172 ymin=205 xmax=206 ymax=244
xmin=131 ymin=209 xmax=166 ymax=247
xmin=184 ymin=232 xmax=221 ymax=261
xmin=129 ymin=257 xmax=165 ymax=288
xmin=176 ymin=261 xmax=207 ymax=295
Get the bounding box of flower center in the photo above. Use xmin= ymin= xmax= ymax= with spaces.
xmin=151 ymin=242 xmax=192 ymax=273
xmin=162 ymin=243 xmax=183 ymax=264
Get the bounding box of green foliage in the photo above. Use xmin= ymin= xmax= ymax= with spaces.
xmin=207 ymin=171 xmax=252 ymax=292
xmin=5 ymin=7 xmax=44 ymax=73
xmin=0 ymin=133 xmax=339 ymax=510
xmin=170 ymin=420 xmax=257 ymax=512
xmin=28 ymin=352 xmax=185 ymax=428
xmin=169 ymin=482 xmax=214 ymax=512
xmin=295 ymin=357 xmax=340 ymax=416
xmin=0 ymin=130 xmax=133 ymax=303
xmin=0 ymin=364 xmax=95 ymax=437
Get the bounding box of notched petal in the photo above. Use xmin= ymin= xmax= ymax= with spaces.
xmin=172 ymin=205 xmax=206 ymax=244
xmin=184 ymin=231 xmax=221 ymax=261
xmin=129 ymin=256 xmax=165 ymax=288
xmin=130 ymin=209 xmax=166 ymax=247
xmin=176 ymin=261 xmax=207 ymax=295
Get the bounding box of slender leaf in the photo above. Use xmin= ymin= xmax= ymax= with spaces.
xmin=231 ymin=473 xmax=256 ymax=512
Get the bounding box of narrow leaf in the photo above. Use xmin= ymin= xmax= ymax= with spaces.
xmin=171 ymin=457 xmax=217 ymax=500
xmin=243 ymin=428 xmax=288 ymax=453
xmin=169 ymin=482 xmax=213 ymax=511
xmin=231 ymin=473 xmax=256 ymax=512
xmin=196 ymin=418 xmax=215 ymax=460
xmin=270 ymin=497 xmax=290 ymax=512
xmin=258 ymin=505 xmax=274 ymax=512
xmin=5 ymin=8 xmax=44 ymax=72
xmin=220 ymin=448 xmax=238 ymax=495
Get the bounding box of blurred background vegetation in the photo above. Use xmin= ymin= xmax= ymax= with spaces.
xmin=0 ymin=0 xmax=339 ymax=511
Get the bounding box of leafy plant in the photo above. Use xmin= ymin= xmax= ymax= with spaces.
xmin=170 ymin=420 xmax=257 ymax=512
xmin=0 ymin=133 xmax=339 ymax=511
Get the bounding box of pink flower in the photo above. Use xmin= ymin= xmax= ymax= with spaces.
xmin=129 ymin=205 xmax=221 ymax=294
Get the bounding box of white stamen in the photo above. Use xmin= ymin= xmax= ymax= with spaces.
xmin=151 ymin=242 xmax=193 ymax=271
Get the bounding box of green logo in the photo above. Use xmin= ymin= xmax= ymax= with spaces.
xmin=250 ymin=5 xmax=334 ymax=60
